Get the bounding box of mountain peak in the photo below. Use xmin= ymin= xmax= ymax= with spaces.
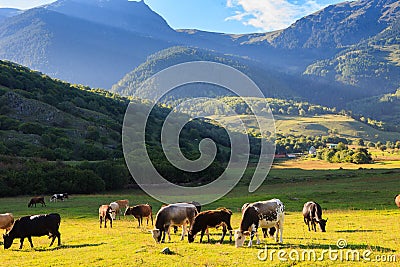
xmin=45 ymin=0 xmax=173 ymax=35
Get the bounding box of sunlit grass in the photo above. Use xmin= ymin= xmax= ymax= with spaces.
xmin=1 ymin=168 xmax=399 ymax=266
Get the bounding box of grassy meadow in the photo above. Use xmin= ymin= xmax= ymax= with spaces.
xmin=1 ymin=161 xmax=400 ymax=266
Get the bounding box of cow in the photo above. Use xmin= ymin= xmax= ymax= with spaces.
xmin=302 ymin=201 xmax=327 ymax=232
xmin=395 ymin=194 xmax=400 ymax=208
xmin=241 ymin=203 xmax=276 ymax=239
xmin=109 ymin=202 xmax=120 ymax=220
xmin=150 ymin=203 xmax=198 ymax=243
xmin=115 ymin=200 xmax=129 ymax=217
xmin=124 ymin=204 xmax=153 ymax=227
xmin=50 ymin=193 xmax=67 ymax=202
xmin=0 ymin=213 xmax=14 ymax=233
xmin=188 ymin=208 xmax=233 ymax=244
xmin=234 ymin=199 xmax=285 ymax=247
xmin=172 ymin=201 xmax=201 ymax=234
xmin=3 ymin=213 xmax=61 ymax=249
xmin=28 ymin=196 xmax=46 ymax=207
xmin=99 ymin=205 xmax=113 ymax=228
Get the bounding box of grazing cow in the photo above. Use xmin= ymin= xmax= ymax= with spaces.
xmin=302 ymin=201 xmax=327 ymax=232
xmin=109 ymin=202 xmax=120 ymax=220
xmin=172 ymin=201 xmax=201 ymax=234
xmin=124 ymin=204 xmax=153 ymax=227
xmin=3 ymin=213 xmax=61 ymax=249
xmin=99 ymin=205 xmax=113 ymax=228
xmin=235 ymin=199 xmax=285 ymax=247
xmin=115 ymin=200 xmax=129 ymax=217
xmin=150 ymin=203 xmax=198 ymax=243
xmin=395 ymin=194 xmax=400 ymax=208
xmin=188 ymin=208 xmax=233 ymax=243
xmin=0 ymin=213 xmax=14 ymax=233
xmin=241 ymin=203 xmax=275 ymax=239
xmin=50 ymin=193 xmax=67 ymax=202
xmin=28 ymin=197 xmax=46 ymax=207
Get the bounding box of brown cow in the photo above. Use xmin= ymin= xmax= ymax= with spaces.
xmin=188 ymin=208 xmax=233 ymax=243
xmin=115 ymin=199 xmax=129 ymax=217
xmin=99 ymin=205 xmax=113 ymax=228
xmin=0 ymin=213 xmax=14 ymax=233
xmin=124 ymin=204 xmax=153 ymax=227
xmin=395 ymin=194 xmax=400 ymax=208
xmin=28 ymin=197 xmax=46 ymax=207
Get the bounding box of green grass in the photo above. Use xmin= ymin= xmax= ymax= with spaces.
xmin=1 ymin=168 xmax=399 ymax=266
xmin=210 ymin=114 xmax=400 ymax=142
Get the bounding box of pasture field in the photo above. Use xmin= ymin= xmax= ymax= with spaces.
xmin=1 ymin=168 xmax=400 ymax=266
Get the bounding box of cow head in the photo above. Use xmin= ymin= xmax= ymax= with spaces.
xmin=317 ymin=218 xmax=328 ymax=232
xmin=149 ymin=229 xmax=161 ymax=243
xmin=124 ymin=207 xmax=131 ymax=216
xmin=234 ymin=230 xmax=250 ymax=248
xmin=187 ymin=230 xmax=195 ymax=243
xmin=3 ymin=234 xmax=13 ymax=249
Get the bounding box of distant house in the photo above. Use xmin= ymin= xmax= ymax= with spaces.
xmin=308 ymin=146 xmax=316 ymax=155
xmin=326 ymin=143 xmax=338 ymax=149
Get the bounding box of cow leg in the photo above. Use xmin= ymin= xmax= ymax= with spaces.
xmin=220 ymin=225 xmax=227 ymax=244
xmin=277 ymin=222 xmax=283 ymax=243
xmin=19 ymin=237 xmax=25 ymax=249
xmin=200 ymin=229 xmax=206 ymax=243
xmin=256 ymin=231 xmax=261 ymax=245
xmin=99 ymin=216 xmax=103 ymax=228
xmin=227 ymin=222 xmax=233 ymax=242
xmin=180 ymin=224 xmax=187 ymax=241
xmin=27 ymin=236 xmax=34 ymax=248
xmin=110 ymin=217 xmax=112 ymax=228
xmin=248 ymin=231 xmax=255 ymax=247
xmin=165 ymin=226 xmax=171 ymax=242
xmin=206 ymin=228 xmax=210 ymax=243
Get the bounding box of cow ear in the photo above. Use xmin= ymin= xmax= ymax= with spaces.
xmin=326 ymin=218 xmax=328 ymax=222
xmin=243 ymin=231 xmax=250 ymax=236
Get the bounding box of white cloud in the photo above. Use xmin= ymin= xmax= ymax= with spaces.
xmin=225 ymin=0 xmax=328 ymax=32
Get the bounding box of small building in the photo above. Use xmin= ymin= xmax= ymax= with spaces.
xmin=308 ymin=146 xmax=317 ymax=155
xmin=326 ymin=143 xmax=338 ymax=149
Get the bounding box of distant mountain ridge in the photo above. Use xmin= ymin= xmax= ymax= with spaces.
xmin=0 ymin=0 xmax=399 ymax=109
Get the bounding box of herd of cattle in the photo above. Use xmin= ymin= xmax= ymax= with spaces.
xmin=1 ymin=194 xmax=399 ymax=249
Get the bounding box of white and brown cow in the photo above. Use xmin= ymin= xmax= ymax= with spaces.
xmin=109 ymin=202 xmax=120 ymax=220
xmin=0 ymin=213 xmax=14 ymax=233
xmin=235 ymin=199 xmax=285 ymax=247
xmin=150 ymin=203 xmax=198 ymax=243
xmin=115 ymin=199 xmax=129 ymax=217
xmin=395 ymin=194 xmax=400 ymax=208
xmin=99 ymin=205 xmax=113 ymax=228
xmin=302 ymin=201 xmax=327 ymax=232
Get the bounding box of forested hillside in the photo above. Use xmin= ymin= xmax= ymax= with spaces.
xmin=0 ymin=60 xmax=232 ymax=196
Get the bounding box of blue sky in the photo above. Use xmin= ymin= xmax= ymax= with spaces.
xmin=0 ymin=0 xmax=346 ymax=33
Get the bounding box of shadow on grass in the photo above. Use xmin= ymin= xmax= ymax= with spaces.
xmin=335 ymin=229 xmax=380 ymax=233
xmin=6 ymin=243 xmax=106 ymax=252
xmin=252 ymin=242 xmax=395 ymax=252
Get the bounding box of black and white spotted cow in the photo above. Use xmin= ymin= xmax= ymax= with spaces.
xmin=235 ymin=199 xmax=285 ymax=247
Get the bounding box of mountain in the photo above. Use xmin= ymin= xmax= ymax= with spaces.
xmin=304 ymin=17 xmax=400 ymax=93
xmin=0 ymin=4 xmax=172 ymax=88
xmin=253 ymin=0 xmax=399 ymax=49
xmin=0 ymin=0 xmax=399 ymax=107
xmin=45 ymin=0 xmax=175 ymax=37
xmin=0 ymin=60 xmax=231 ymax=187
xmin=111 ymin=46 xmax=369 ymax=107
xmin=0 ymin=8 xmax=21 ymax=23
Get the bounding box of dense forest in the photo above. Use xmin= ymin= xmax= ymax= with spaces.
xmin=0 ymin=60 xmax=233 ymax=196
